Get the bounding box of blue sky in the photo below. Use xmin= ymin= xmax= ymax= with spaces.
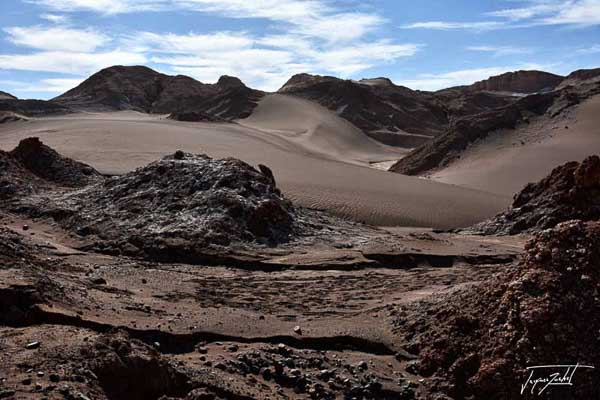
xmin=1 ymin=0 xmax=599 ymax=99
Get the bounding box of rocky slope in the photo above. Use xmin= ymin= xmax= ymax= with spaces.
xmin=392 ymin=219 xmax=600 ymax=399
xmin=279 ymin=73 xmax=448 ymax=141
xmin=0 ymin=90 xmax=16 ymax=100
xmin=473 ymin=155 xmax=600 ymax=234
xmin=390 ymin=71 xmax=600 ymax=175
xmin=0 ymin=137 xmax=100 ymax=200
xmin=0 ymin=98 xmax=70 ymax=117
xmin=52 ymin=66 xmax=264 ymax=120
xmin=466 ymin=70 xmax=564 ymax=93
xmin=278 ymin=73 xmax=522 ymax=147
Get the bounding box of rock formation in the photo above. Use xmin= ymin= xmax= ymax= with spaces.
xmin=473 ymin=155 xmax=600 ymax=234
xmin=466 ymin=70 xmax=564 ymax=93
xmin=52 ymin=65 xmax=264 ymax=120
xmin=0 ymin=137 xmax=100 ymax=200
xmin=393 ymin=219 xmax=600 ymax=399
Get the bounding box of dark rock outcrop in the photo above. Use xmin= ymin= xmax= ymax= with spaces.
xmin=473 ymin=155 xmax=600 ymax=234
xmin=52 ymin=66 xmax=264 ymax=120
xmin=0 ymin=98 xmax=70 ymax=117
xmin=466 ymin=70 xmax=564 ymax=93
xmin=10 ymin=137 xmax=101 ymax=187
xmin=0 ymin=138 xmax=100 ymax=199
xmin=393 ymin=219 xmax=600 ymax=399
xmin=33 ymin=151 xmax=295 ymax=261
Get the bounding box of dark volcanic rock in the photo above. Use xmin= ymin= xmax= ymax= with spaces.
xmin=10 ymin=137 xmax=101 ymax=187
xmin=393 ymin=220 xmax=600 ymax=399
xmin=52 ymin=66 xmax=264 ymax=120
xmin=0 ymin=138 xmax=100 ymax=199
xmin=0 ymin=98 xmax=70 ymax=117
xmin=38 ymin=152 xmax=295 ymax=261
xmin=473 ymin=155 xmax=600 ymax=234
xmin=467 ymin=70 xmax=564 ymax=93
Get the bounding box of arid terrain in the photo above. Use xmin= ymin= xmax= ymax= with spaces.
xmin=1 ymin=66 xmax=600 ymax=399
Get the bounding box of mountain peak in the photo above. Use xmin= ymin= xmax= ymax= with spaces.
xmin=0 ymin=90 xmax=17 ymax=100
xmin=217 ymin=75 xmax=246 ymax=89
xmin=468 ymin=70 xmax=564 ymax=94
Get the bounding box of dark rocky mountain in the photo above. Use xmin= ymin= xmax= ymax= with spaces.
xmin=472 ymin=155 xmax=600 ymax=234
xmin=465 ymin=70 xmax=564 ymax=93
xmin=0 ymin=98 xmax=70 ymax=117
xmin=390 ymin=69 xmax=600 ymax=175
xmin=52 ymin=65 xmax=264 ymax=120
xmin=278 ymin=73 xmax=517 ymax=147
xmin=0 ymin=90 xmax=16 ymax=100
xmin=389 ymin=92 xmax=558 ymax=175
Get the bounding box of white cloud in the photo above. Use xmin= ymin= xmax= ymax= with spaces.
xmin=40 ymin=13 xmax=69 ymax=23
xmin=542 ymin=0 xmax=600 ymax=25
xmin=4 ymin=26 xmax=110 ymax=52
xmin=314 ymin=41 xmax=420 ymax=76
xmin=0 ymin=51 xmax=147 ymax=75
xmin=291 ymin=12 xmax=384 ymax=43
xmin=576 ymin=44 xmax=600 ymax=54
xmin=485 ymin=2 xmax=563 ymax=21
xmin=401 ymin=21 xmax=506 ymax=30
xmin=3 ymin=78 xmax=83 ymax=93
xmin=26 ymin=0 xmax=167 ymax=14
xmin=10 ymin=0 xmax=418 ymax=92
xmin=397 ymin=64 xmax=549 ymax=91
xmin=404 ymin=1 xmax=600 ymax=31
xmin=123 ymin=31 xmax=254 ymax=53
xmin=467 ymin=45 xmax=533 ymax=57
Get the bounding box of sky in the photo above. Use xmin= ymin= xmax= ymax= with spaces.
xmin=0 ymin=0 xmax=599 ymax=99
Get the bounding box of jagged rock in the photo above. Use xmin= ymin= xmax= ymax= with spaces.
xmin=31 ymin=151 xmax=295 ymax=262
xmin=467 ymin=70 xmax=564 ymax=93
xmin=10 ymin=138 xmax=100 ymax=187
xmin=393 ymin=220 xmax=600 ymax=399
xmin=474 ymin=155 xmax=600 ymax=234
xmin=89 ymin=331 xmax=189 ymax=400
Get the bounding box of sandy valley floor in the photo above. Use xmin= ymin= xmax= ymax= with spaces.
xmin=0 ymin=94 xmax=509 ymax=228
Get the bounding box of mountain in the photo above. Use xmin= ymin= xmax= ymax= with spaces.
xmin=52 ymin=65 xmax=264 ymax=120
xmin=390 ymin=69 xmax=600 ymax=177
xmin=278 ymin=73 xmax=517 ymax=147
xmin=0 ymin=90 xmax=17 ymax=100
xmin=465 ymin=70 xmax=564 ymax=93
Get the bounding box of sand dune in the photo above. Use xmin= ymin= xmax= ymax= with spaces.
xmin=241 ymin=94 xmax=405 ymax=164
xmin=430 ymin=95 xmax=600 ymax=195
xmin=0 ymin=94 xmax=508 ymax=228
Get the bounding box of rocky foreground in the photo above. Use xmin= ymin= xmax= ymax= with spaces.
xmin=1 ymin=139 xmax=599 ymax=399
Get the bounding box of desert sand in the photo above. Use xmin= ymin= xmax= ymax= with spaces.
xmin=0 ymin=94 xmax=508 ymax=228
xmin=430 ymin=96 xmax=600 ymax=195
